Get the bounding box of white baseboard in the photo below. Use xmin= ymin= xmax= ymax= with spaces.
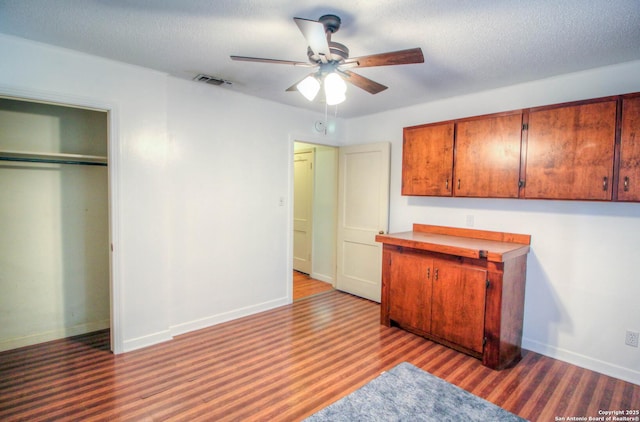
xmin=169 ymin=296 xmax=290 ymax=337
xmin=0 ymin=319 xmax=110 ymax=352
xmin=122 ymin=329 xmax=173 ymax=353
xmin=310 ymin=272 xmax=334 ymax=285
xmin=522 ymin=337 xmax=640 ymax=386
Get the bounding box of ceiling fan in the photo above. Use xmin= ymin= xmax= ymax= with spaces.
xmin=230 ymin=14 xmax=424 ymax=105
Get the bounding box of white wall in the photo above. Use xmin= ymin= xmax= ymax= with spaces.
xmin=310 ymin=145 xmax=338 ymax=283
xmin=345 ymin=60 xmax=640 ymax=385
xmin=164 ymin=79 xmax=343 ymax=335
xmin=0 ymin=34 xmax=346 ymax=352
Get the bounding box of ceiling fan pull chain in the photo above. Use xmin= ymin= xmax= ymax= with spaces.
xmin=325 ymin=101 xmax=328 ymax=129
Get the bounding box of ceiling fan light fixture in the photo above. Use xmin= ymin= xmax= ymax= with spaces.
xmin=297 ymin=75 xmax=320 ymax=101
xmin=324 ymin=72 xmax=347 ymax=105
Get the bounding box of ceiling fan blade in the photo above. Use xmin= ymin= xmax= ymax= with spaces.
xmin=230 ymin=55 xmax=313 ymax=67
xmin=346 ymin=47 xmax=424 ymax=68
xmin=340 ymin=70 xmax=388 ymax=94
xmin=294 ymin=17 xmax=331 ymax=58
xmin=285 ymin=73 xmax=315 ymax=92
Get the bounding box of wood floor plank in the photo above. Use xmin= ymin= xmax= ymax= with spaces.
xmin=1 ymin=290 xmax=638 ymax=422
xmin=293 ymin=270 xmax=334 ymax=300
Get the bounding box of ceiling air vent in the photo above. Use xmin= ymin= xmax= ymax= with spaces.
xmin=193 ymin=74 xmax=232 ymax=86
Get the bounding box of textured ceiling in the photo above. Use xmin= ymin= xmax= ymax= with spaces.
xmin=1 ymin=0 xmax=639 ymax=118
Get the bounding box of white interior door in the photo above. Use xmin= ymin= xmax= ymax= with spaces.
xmin=336 ymin=142 xmax=390 ymax=302
xmin=293 ymin=149 xmax=314 ymax=274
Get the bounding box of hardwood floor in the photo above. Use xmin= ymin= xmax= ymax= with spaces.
xmin=293 ymin=270 xmax=333 ymax=300
xmin=1 ymin=290 xmax=638 ymax=421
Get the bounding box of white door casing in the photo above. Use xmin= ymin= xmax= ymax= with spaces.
xmin=336 ymin=142 xmax=390 ymax=302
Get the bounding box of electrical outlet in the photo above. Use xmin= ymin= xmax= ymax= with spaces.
xmin=465 ymin=215 xmax=475 ymax=227
xmin=625 ymin=330 xmax=639 ymax=347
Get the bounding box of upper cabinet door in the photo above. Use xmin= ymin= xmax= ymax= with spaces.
xmin=454 ymin=113 xmax=523 ymax=198
xmin=402 ymin=122 xmax=454 ymax=196
xmin=618 ymin=96 xmax=640 ymax=202
xmin=524 ymin=101 xmax=617 ymax=200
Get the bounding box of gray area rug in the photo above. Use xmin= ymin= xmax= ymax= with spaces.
xmin=305 ymin=362 xmax=527 ymax=421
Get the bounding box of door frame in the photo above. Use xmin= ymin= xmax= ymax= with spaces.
xmin=0 ymin=84 xmax=123 ymax=353
xmin=287 ymin=135 xmax=340 ymax=302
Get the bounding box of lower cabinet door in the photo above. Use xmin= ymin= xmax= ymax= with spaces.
xmin=430 ymin=260 xmax=487 ymax=353
xmin=389 ymin=251 xmax=432 ymax=333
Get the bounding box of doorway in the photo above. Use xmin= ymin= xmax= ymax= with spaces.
xmin=292 ymin=141 xmax=338 ymax=294
xmin=291 ymin=141 xmax=391 ymax=303
xmin=0 ymin=97 xmax=110 ymax=352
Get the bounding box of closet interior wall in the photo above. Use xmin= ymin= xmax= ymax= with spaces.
xmin=0 ymin=97 xmax=109 ymax=352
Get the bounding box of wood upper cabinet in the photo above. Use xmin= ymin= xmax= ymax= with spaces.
xmin=402 ymin=122 xmax=454 ymax=196
xmin=618 ymin=96 xmax=640 ymax=201
xmin=401 ymin=92 xmax=639 ymax=201
xmin=524 ymin=100 xmax=617 ymax=200
xmin=454 ymin=113 xmax=523 ymax=198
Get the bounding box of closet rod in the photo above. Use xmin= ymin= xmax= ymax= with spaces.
xmin=0 ymin=156 xmax=107 ymax=167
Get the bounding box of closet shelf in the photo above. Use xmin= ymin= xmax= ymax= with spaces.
xmin=0 ymin=150 xmax=107 ymax=166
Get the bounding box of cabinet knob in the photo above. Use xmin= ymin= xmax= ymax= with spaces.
xmin=602 ymin=176 xmax=608 ymax=191
xmin=378 ymin=230 xmax=385 ymax=235
xmin=624 ymin=176 xmax=630 ymax=192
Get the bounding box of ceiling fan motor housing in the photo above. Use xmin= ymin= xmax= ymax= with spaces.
xmin=307 ymin=42 xmax=349 ymax=63
xmin=319 ymin=14 xmax=341 ymax=33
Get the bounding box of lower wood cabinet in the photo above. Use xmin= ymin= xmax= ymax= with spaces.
xmin=377 ymin=224 xmax=531 ymax=370
xmin=388 ymin=250 xmax=487 ymax=353
xmin=430 ymin=258 xmax=487 ymax=353
xmin=388 ymin=251 xmax=433 ymax=333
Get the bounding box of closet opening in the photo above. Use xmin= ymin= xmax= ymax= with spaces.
xmin=0 ymin=97 xmax=111 ymax=353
